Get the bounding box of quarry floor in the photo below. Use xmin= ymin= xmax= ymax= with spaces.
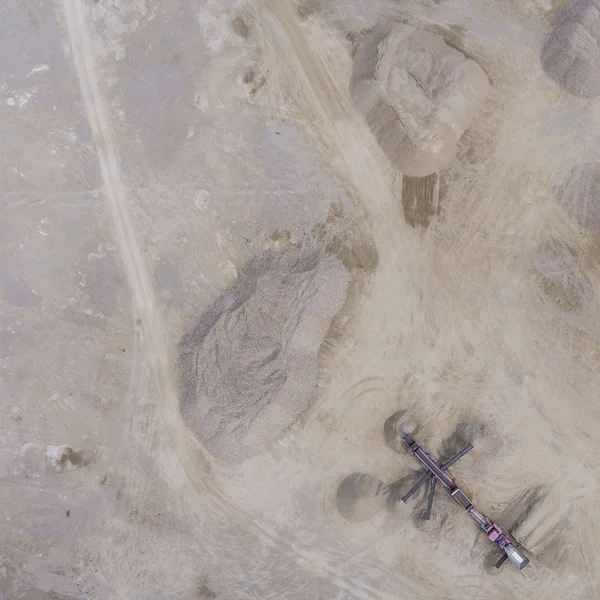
xmin=2 ymin=0 xmax=600 ymax=598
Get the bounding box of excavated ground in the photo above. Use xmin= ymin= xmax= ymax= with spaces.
xmin=2 ymin=0 xmax=600 ymax=598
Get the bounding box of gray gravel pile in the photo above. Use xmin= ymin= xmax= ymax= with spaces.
xmin=542 ymin=0 xmax=600 ymax=97
xmin=179 ymin=249 xmax=349 ymax=462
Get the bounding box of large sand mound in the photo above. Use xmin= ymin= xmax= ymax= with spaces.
xmin=350 ymin=24 xmax=489 ymax=176
xmin=542 ymin=0 xmax=600 ymax=97
xmin=179 ymin=249 xmax=349 ymax=462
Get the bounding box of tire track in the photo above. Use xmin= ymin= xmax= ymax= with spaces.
xmin=61 ymin=0 xmax=172 ymax=408
xmin=59 ymin=0 xmax=212 ymax=473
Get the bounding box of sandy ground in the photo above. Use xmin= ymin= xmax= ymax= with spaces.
xmin=3 ymin=0 xmax=600 ymax=598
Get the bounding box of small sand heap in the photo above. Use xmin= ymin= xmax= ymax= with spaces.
xmin=542 ymin=0 xmax=600 ymax=97
xmin=179 ymin=248 xmax=349 ymax=462
xmin=351 ymin=24 xmax=489 ymax=176
xmin=558 ymin=162 xmax=600 ymax=232
xmin=533 ymin=244 xmax=592 ymax=310
xmin=336 ymin=473 xmax=390 ymax=522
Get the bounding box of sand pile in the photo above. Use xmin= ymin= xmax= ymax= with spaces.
xmin=336 ymin=473 xmax=390 ymax=522
xmin=179 ymin=249 xmax=349 ymax=462
xmin=542 ymin=0 xmax=600 ymax=97
xmin=558 ymin=162 xmax=600 ymax=232
xmin=533 ymin=244 xmax=593 ymax=309
xmin=350 ymin=24 xmax=489 ymax=176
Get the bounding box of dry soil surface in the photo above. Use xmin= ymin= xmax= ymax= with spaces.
xmin=3 ymin=0 xmax=600 ymax=599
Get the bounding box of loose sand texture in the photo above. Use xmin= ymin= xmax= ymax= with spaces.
xmin=5 ymin=0 xmax=600 ymax=599
xmin=542 ymin=0 xmax=600 ymax=96
xmin=350 ymin=24 xmax=489 ymax=176
xmin=179 ymin=248 xmax=349 ymax=462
